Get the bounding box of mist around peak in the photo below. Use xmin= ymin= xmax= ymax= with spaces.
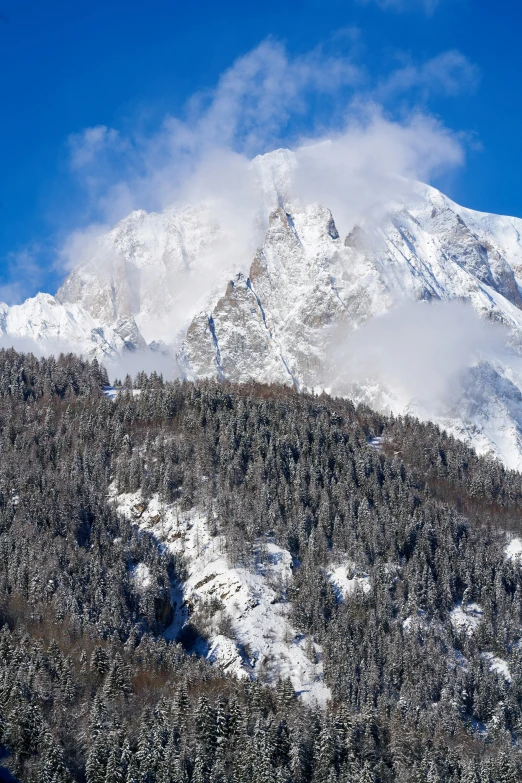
xmin=326 ymin=300 xmax=511 ymax=416
xmin=52 ymin=37 xmax=468 ymax=350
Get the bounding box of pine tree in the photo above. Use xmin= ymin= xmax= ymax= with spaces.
xmin=86 ymin=736 xmax=108 ymax=783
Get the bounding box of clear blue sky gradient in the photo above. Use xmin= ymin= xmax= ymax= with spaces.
xmin=1 ymin=0 xmax=521 ymax=297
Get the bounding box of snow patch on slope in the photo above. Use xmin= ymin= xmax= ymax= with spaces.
xmin=450 ymin=602 xmax=483 ymax=635
xmin=402 ymin=610 xmax=429 ymax=633
xmin=505 ymin=537 xmax=522 ymax=560
xmin=327 ymin=564 xmax=370 ymax=602
xmin=130 ymin=562 xmax=151 ymax=589
xmin=0 ymin=292 xmax=150 ymax=363
xmin=482 ymin=652 xmax=512 ymax=683
xmin=110 ymin=489 xmax=330 ymax=705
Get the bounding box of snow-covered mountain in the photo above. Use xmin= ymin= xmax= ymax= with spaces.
xmin=0 ymin=292 xmax=148 ymax=360
xmin=5 ymin=147 xmax=522 ymax=467
xmin=56 ymin=203 xmax=226 ymax=345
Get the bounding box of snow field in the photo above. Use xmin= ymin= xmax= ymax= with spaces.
xmin=505 ymin=537 xmax=522 ymax=560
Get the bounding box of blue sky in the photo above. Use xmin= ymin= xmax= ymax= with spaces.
xmin=0 ymin=0 xmax=521 ymax=301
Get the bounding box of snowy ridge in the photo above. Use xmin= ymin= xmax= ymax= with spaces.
xmin=111 ymin=488 xmax=330 ymax=705
xmin=0 ymin=292 xmax=149 ymax=361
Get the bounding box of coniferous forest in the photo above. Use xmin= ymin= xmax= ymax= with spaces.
xmin=1 ymin=348 xmax=522 ymax=782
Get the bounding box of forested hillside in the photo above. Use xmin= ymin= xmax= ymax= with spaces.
xmin=0 ymin=348 xmax=521 ymax=782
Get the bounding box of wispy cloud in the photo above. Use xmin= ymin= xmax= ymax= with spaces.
xmin=328 ymin=301 xmax=507 ymax=414
xmin=66 ymin=39 xmax=363 ymax=225
xmin=375 ymin=50 xmax=480 ymax=101
xmin=65 ymin=38 xmax=474 ymax=231
xmin=293 ymin=105 xmax=464 ymax=239
xmin=182 ymin=38 xmax=362 ymax=154
xmin=68 ymin=125 xmax=123 ymax=170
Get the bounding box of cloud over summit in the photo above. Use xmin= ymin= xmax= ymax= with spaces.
xmin=64 ymin=37 xmax=473 ymax=239
xmin=48 ymin=36 xmax=477 ymax=363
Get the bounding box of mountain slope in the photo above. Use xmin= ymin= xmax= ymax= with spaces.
xmin=56 ymin=204 xmax=225 ymax=344
xmin=4 ymin=357 xmax=522 ymax=780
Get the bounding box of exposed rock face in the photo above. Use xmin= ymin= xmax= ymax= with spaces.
xmin=180 ymin=203 xmax=388 ymax=387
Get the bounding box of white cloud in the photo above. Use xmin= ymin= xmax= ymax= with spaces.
xmin=182 ymin=39 xmax=362 ymax=154
xmin=58 ymin=222 xmax=113 ymax=274
xmin=68 ymin=125 xmax=122 ymax=170
xmin=327 ymin=301 xmax=506 ymax=413
xmin=293 ymin=106 xmax=464 ymax=238
xmin=104 ymin=349 xmax=180 ymax=384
